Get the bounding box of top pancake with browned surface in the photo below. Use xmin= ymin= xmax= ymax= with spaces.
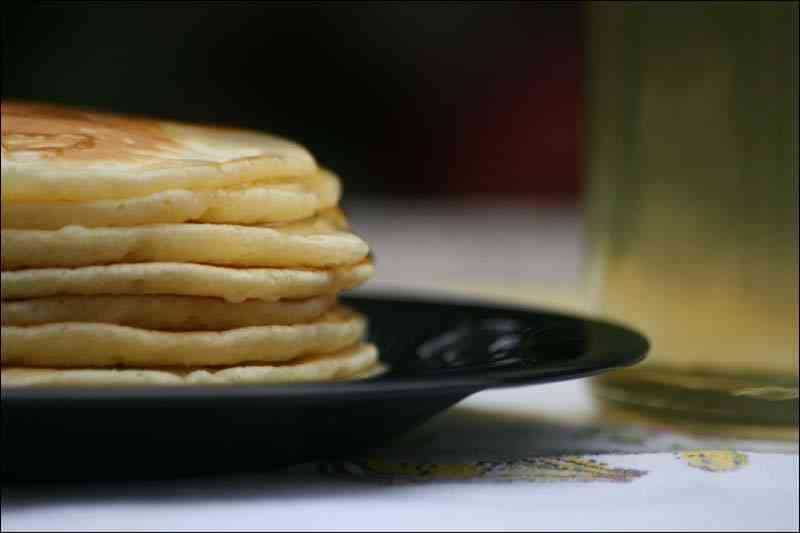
xmin=1 ymin=101 xmax=317 ymax=202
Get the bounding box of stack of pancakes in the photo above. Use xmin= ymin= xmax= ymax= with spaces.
xmin=1 ymin=102 xmax=379 ymax=387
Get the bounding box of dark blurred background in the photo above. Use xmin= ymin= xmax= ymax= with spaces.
xmin=2 ymin=2 xmax=582 ymax=202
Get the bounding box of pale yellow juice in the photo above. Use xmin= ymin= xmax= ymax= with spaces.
xmin=585 ymin=2 xmax=798 ymax=429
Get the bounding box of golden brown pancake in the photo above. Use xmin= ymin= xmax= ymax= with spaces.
xmin=1 ymin=261 xmax=374 ymax=303
xmin=2 ymin=295 xmax=336 ymax=330
xmin=2 ymin=170 xmax=341 ymax=229
xmin=1 ymin=343 xmax=380 ymax=387
xmin=0 ymin=101 xmax=379 ymax=387
xmin=2 ymin=307 xmax=366 ymax=368
xmin=1 ymin=209 xmax=369 ymax=270
xmin=2 ymin=101 xmax=317 ymax=202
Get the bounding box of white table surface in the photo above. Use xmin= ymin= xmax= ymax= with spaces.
xmin=3 ymin=201 xmax=798 ymax=532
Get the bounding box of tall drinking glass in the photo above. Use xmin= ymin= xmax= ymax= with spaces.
xmin=584 ymin=2 xmax=798 ymax=433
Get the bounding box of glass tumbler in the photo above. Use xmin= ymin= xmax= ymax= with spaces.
xmin=584 ymin=2 xmax=798 ymax=433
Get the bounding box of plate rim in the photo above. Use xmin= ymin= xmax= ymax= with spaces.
xmin=1 ymin=293 xmax=649 ymax=403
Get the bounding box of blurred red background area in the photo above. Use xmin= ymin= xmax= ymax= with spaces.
xmin=2 ymin=2 xmax=582 ymax=203
xmin=409 ymin=46 xmax=580 ymax=200
xmin=441 ymin=50 xmax=581 ymax=200
xmin=370 ymin=4 xmax=583 ymax=201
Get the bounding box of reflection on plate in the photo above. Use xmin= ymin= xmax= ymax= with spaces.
xmin=1 ymin=294 xmax=648 ymax=480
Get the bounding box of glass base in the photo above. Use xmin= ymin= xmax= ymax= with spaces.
xmin=593 ymin=367 xmax=799 ymax=440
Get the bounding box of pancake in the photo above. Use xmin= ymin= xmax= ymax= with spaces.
xmin=0 ymin=343 xmax=380 ymax=387
xmin=1 ymin=101 xmax=380 ymax=388
xmin=1 ymin=210 xmax=369 ymax=270
xmin=1 ymin=170 xmax=341 ymax=229
xmin=2 ymin=307 xmax=366 ymax=368
xmin=1 ymin=101 xmax=317 ymax=202
xmin=1 ymin=261 xmax=374 ymax=303
xmin=2 ymin=295 xmax=335 ymax=330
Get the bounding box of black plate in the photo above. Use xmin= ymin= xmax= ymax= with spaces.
xmin=1 ymin=294 xmax=648 ymax=481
